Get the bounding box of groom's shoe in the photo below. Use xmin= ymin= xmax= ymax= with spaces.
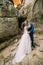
xmin=32 ymin=46 xmax=35 ymax=50
xmin=33 ymin=45 xmax=35 ymax=48
xmin=31 ymin=45 xmax=35 ymax=49
xmin=32 ymin=43 xmax=35 ymax=48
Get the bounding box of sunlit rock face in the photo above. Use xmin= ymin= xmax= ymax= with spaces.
xmin=32 ymin=0 xmax=43 ymax=33
xmin=13 ymin=0 xmax=21 ymax=6
xmin=33 ymin=0 xmax=43 ymax=17
xmin=24 ymin=0 xmax=34 ymax=7
xmin=18 ymin=0 xmax=35 ymax=19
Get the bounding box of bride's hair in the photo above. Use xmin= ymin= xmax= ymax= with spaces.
xmin=21 ymin=22 xmax=25 ymax=30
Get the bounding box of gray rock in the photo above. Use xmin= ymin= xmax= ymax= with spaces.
xmin=0 ymin=17 xmax=18 ymax=39
xmin=0 ymin=56 xmax=4 ymax=65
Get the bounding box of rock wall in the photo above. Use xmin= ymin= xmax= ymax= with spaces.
xmin=0 ymin=2 xmax=19 ymax=42
xmin=32 ymin=0 xmax=43 ymax=34
xmin=0 ymin=17 xmax=18 ymax=41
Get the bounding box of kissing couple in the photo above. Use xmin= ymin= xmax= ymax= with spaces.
xmin=12 ymin=20 xmax=35 ymax=65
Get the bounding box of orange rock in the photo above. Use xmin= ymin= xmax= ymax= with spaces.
xmin=13 ymin=0 xmax=21 ymax=6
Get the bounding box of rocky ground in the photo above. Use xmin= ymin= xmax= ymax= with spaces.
xmin=0 ymin=1 xmax=43 ymax=65
xmin=0 ymin=34 xmax=43 ymax=65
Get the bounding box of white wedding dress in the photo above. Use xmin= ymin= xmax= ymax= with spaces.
xmin=12 ymin=26 xmax=31 ymax=64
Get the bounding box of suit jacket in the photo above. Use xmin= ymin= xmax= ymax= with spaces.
xmin=28 ymin=23 xmax=34 ymax=34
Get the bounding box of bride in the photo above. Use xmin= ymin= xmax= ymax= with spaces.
xmin=12 ymin=22 xmax=31 ymax=64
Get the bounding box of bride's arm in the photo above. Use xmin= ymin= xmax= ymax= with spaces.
xmin=24 ymin=26 xmax=30 ymax=34
xmin=26 ymin=26 xmax=30 ymax=29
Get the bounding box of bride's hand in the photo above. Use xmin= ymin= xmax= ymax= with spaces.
xmin=28 ymin=31 xmax=30 ymax=34
xmin=25 ymin=26 xmax=28 ymax=29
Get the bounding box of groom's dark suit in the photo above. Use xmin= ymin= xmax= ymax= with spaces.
xmin=28 ymin=23 xmax=35 ymax=47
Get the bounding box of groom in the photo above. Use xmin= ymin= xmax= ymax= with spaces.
xmin=24 ymin=20 xmax=35 ymax=48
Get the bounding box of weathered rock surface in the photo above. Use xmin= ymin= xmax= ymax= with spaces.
xmin=0 ymin=1 xmax=19 ymax=42
xmin=0 ymin=17 xmax=18 ymax=40
xmin=0 ymin=1 xmax=43 ymax=65
xmin=0 ymin=34 xmax=43 ymax=65
xmin=32 ymin=0 xmax=43 ymax=34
